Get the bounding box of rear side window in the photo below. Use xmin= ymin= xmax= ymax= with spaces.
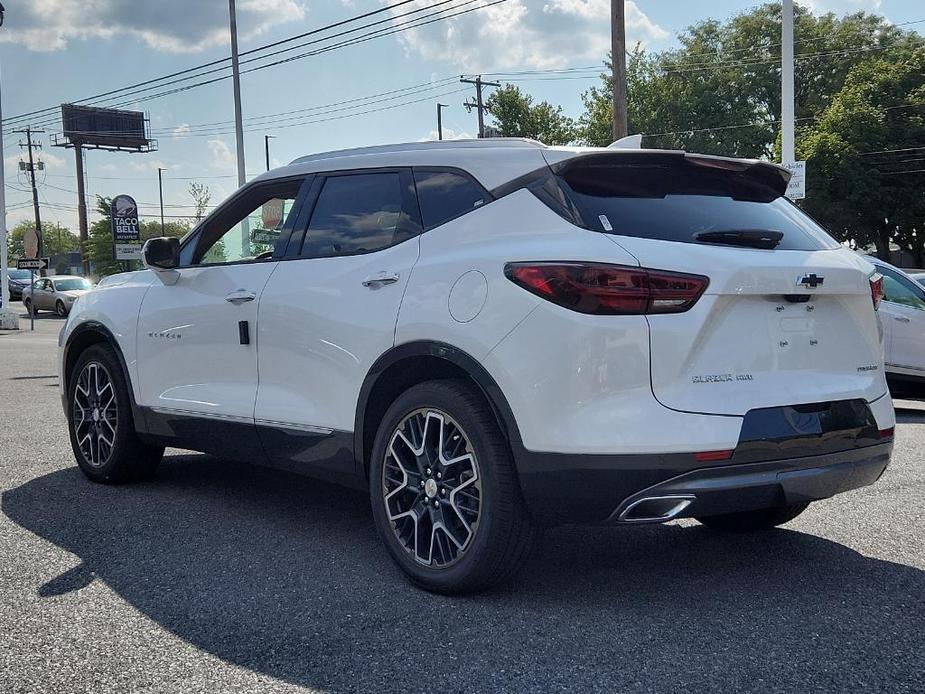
xmin=301 ymin=173 xmax=408 ymax=258
xmin=553 ymin=157 xmax=840 ymax=251
xmin=414 ymin=169 xmax=490 ymax=230
xmin=879 ymin=266 xmax=925 ymax=310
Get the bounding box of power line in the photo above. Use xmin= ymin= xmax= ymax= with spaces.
xmin=0 ymin=0 xmax=426 ymax=128
xmin=6 ymin=0 xmax=500 ymax=133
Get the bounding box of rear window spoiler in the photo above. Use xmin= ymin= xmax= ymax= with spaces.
xmin=545 ymin=150 xmax=791 ymax=201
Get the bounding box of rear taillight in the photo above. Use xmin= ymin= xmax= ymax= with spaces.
xmin=504 ymin=262 xmax=709 ymax=315
xmin=870 ymin=273 xmax=884 ymax=310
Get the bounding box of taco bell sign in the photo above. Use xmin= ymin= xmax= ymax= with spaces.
xmin=111 ymin=194 xmax=142 ymax=260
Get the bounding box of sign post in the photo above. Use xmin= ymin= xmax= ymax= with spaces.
xmin=18 ymin=257 xmax=48 ymax=331
xmin=111 ymin=194 xmax=142 ymax=265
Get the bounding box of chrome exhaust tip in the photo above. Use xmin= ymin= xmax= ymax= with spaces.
xmin=617 ymin=495 xmax=696 ymax=523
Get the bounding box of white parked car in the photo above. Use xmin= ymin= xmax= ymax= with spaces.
xmin=59 ymin=139 xmax=895 ymax=593
xmin=866 ymin=258 xmax=925 ymax=389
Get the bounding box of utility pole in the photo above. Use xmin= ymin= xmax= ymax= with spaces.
xmin=436 ymin=103 xmax=447 ymax=141
xmin=611 ymin=0 xmax=627 ymax=141
xmin=157 ymin=167 xmax=166 ymax=234
xmin=264 ymin=135 xmax=275 ymax=171
xmin=14 ymin=126 xmax=45 ymax=274
xmin=781 ymin=0 xmax=795 ymax=164
xmin=228 ymin=0 xmax=249 ymax=256
xmin=461 ymin=76 xmax=500 ymax=138
xmin=228 ymin=0 xmax=246 ymax=187
xmin=74 ymin=144 xmax=90 ymax=276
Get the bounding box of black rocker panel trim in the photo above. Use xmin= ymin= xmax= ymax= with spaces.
xmin=137 ymin=407 xmax=361 ymax=486
xmin=256 ymin=424 xmax=361 ymax=489
xmin=137 ymin=407 xmax=268 ymax=464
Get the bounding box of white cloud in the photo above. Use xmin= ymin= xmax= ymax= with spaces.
xmin=420 ymin=126 xmax=474 ymax=141
xmin=172 ymin=124 xmax=192 ymax=138
xmin=803 ymin=0 xmax=883 ymax=12
xmin=393 ymin=0 xmax=668 ymax=71
xmin=0 ymin=0 xmax=306 ymax=53
xmin=207 ymin=139 xmax=236 ymax=171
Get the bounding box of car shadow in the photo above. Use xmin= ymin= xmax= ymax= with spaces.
xmin=4 ymin=455 xmax=923 ymax=692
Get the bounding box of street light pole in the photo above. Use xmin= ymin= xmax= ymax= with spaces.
xmin=436 ymin=103 xmax=447 ymax=141
xmin=264 ymin=135 xmax=275 ymax=171
xmin=157 ymin=167 xmax=166 ymax=234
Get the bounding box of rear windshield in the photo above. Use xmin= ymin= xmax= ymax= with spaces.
xmin=8 ymin=269 xmax=32 ymax=280
xmin=54 ymin=278 xmax=91 ymax=291
xmin=554 ymin=159 xmax=839 ymax=251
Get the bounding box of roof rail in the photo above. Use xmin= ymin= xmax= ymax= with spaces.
xmin=290 ymin=138 xmax=546 ymax=165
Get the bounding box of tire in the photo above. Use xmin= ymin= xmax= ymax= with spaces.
xmin=24 ymin=298 xmax=36 ymax=315
xmin=369 ymin=380 xmax=536 ymax=594
xmin=696 ymin=502 xmax=810 ymax=532
xmin=67 ymin=344 xmax=164 ymax=483
xmin=55 ymin=300 xmax=68 ymax=317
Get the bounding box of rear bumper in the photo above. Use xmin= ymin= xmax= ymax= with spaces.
xmin=514 ymin=441 xmax=892 ymax=525
xmin=610 ymin=442 xmax=892 ymax=523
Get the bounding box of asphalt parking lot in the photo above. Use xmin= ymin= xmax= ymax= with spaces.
xmin=1 ymin=302 xmax=923 ymax=694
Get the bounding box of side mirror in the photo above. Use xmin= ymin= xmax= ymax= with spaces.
xmin=142 ymin=237 xmax=180 ymax=270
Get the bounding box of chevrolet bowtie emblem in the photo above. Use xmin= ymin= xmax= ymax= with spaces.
xmin=798 ymin=273 xmax=824 ymax=288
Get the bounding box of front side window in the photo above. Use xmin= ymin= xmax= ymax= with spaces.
xmin=301 ymin=173 xmax=409 ymax=258
xmin=193 ymin=179 xmax=305 ymax=265
xmin=414 ymin=169 xmax=490 ymax=230
xmin=880 ymin=267 xmax=925 ymax=310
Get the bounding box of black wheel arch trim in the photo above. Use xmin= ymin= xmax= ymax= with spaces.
xmin=63 ymin=321 xmax=145 ymax=428
xmin=354 ymin=341 xmax=523 ymax=475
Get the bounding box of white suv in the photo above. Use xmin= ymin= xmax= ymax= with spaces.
xmin=59 ymin=139 xmax=895 ymax=593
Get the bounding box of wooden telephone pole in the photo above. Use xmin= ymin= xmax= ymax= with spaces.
xmin=611 ymin=0 xmax=628 ymax=141
xmin=461 ymin=76 xmax=500 ymax=138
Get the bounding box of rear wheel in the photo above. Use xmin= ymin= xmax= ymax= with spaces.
xmin=24 ymin=298 xmax=36 ymax=315
xmin=67 ymin=344 xmax=163 ymax=483
xmin=696 ymin=503 xmax=809 ymax=532
xmin=369 ymin=380 xmax=536 ymax=594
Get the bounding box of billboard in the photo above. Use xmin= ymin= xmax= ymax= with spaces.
xmin=111 ymin=194 xmax=142 ymax=261
xmin=61 ymin=104 xmax=149 ymax=149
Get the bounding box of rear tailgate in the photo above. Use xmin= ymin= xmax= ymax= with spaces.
xmin=548 ymin=149 xmax=886 ymax=416
xmin=610 ymin=237 xmax=884 ymax=415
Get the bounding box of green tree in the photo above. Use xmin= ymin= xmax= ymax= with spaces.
xmin=189 ymin=182 xmax=212 ymax=223
xmin=799 ymin=48 xmax=925 ymax=259
xmin=88 ymin=196 xmax=189 ymax=278
xmin=486 ymin=84 xmax=577 ymax=145
xmin=6 ymin=219 xmax=78 ymax=260
xmin=579 ymin=3 xmax=923 ymax=155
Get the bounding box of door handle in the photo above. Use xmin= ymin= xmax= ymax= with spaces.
xmin=893 ymin=315 xmax=911 ymax=323
xmin=362 ymin=272 xmax=400 ymax=288
xmin=224 ymin=289 xmax=256 ymax=304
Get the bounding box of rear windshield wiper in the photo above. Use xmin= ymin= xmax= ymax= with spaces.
xmin=694 ymin=229 xmax=783 ymax=250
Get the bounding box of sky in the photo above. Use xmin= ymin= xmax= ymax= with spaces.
xmin=1 ymin=0 xmax=922 ymax=233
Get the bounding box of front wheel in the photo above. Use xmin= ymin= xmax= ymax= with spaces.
xmin=369 ymin=380 xmax=536 ymax=594
xmin=67 ymin=344 xmax=164 ymax=483
xmin=55 ymin=299 xmax=68 ymax=317
xmin=696 ymin=503 xmax=810 ymax=532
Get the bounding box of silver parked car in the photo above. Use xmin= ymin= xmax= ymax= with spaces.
xmin=23 ymin=275 xmax=93 ymax=316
